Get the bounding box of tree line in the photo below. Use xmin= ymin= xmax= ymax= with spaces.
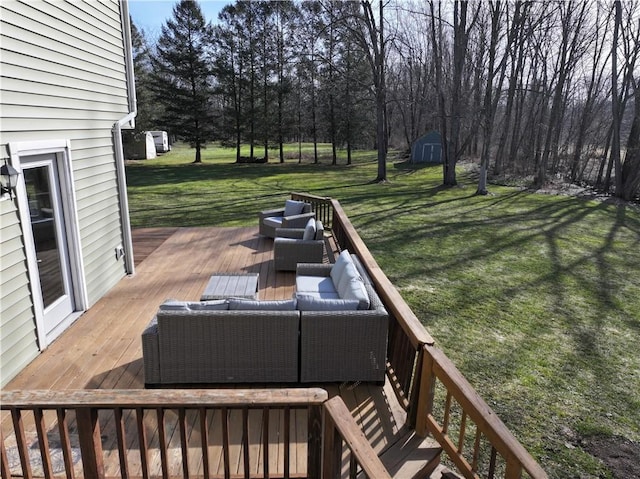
xmin=132 ymin=0 xmax=640 ymax=201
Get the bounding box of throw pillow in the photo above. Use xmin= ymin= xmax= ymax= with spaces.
xmin=158 ymin=299 xmax=189 ymax=311
xmin=330 ymin=249 xmax=353 ymax=286
xmin=284 ymin=199 xmax=306 ymax=217
xmin=342 ymin=279 xmax=370 ymax=310
xmin=187 ymin=300 xmax=229 ymax=310
xmin=337 ymin=262 xmax=360 ymax=297
xmin=296 ymin=294 xmax=360 ymax=311
xmin=228 ymin=298 xmax=297 ymax=310
xmin=303 ymin=218 xmax=316 ymax=240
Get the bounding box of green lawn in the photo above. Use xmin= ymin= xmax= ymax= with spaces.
xmin=126 ymin=143 xmax=640 ymax=479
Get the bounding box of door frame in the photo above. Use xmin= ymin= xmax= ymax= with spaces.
xmin=9 ymin=139 xmax=87 ymax=349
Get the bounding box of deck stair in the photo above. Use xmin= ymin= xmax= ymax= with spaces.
xmin=373 ymin=428 xmax=443 ymax=479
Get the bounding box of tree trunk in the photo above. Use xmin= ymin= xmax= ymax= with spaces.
xmin=621 ymin=78 xmax=640 ymax=200
xmin=611 ymin=1 xmax=622 ymax=195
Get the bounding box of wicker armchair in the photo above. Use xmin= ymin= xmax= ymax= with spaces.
xmin=274 ymin=221 xmax=325 ymax=271
xmin=259 ymin=200 xmax=315 ymax=238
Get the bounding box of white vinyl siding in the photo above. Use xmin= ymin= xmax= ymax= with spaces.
xmin=0 ymin=0 xmax=131 ymax=387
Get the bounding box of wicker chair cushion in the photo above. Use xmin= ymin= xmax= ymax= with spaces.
xmin=284 ymin=199 xmax=306 ymax=216
xmin=296 ymin=291 xmax=341 ymax=301
xmin=228 ymin=298 xmax=297 ymax=310
xmin=296 ymin=275 xmax=337 ymax=293
xmin=303 ymin=218 xmax=316 ymax=240
xmin=263 ymin=216 xmax=283 ymax=228
xmin=336 ymin=263 xmax=370 ymax=310
xmin=296 ymin=295 xmax=360 ymax=311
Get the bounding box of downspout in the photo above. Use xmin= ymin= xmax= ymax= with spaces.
xmin=114 ymin=0 xmax=136 ymax=274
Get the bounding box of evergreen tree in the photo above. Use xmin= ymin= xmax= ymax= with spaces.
xmin=131 ymin=20 xmax=156 ymax=132
xmin=150 ymin=0 xmax=214 ymax=163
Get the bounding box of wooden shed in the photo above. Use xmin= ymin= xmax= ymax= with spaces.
xmin=410 ymin=131 xmax=443 ymax=164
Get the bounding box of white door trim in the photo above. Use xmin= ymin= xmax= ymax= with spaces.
xmin=8 ymin=139 xmax=87 ymax=349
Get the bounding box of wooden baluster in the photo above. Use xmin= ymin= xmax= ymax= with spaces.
xmin=262 ymin=407 xmax=269 ymax=479
xmin=199 ymin=408 xmax=210 ymax=479
xmin=11 ymin=409 xmax=32 ymax=479
xmin=113 ymin=408 xmax=129 ymax=479
xmin=135 ymin=408 xmax=149 ymax=479
xmin=178 ymin=409 xmax=189 ymax=478
xmin=56 ymin=408 xmax=76 ymax=479
xmin=156 ymin=408 xmax=169 ymax=478
xmin=221 ymin=407 xmax=230 ymax=479
xmin=242 ymin=408 xmax=250 ymax=479
xmin=471 ymin=427 xmax=482 ymax=473
xmin=487 ymin=446 xmax=497 ymax=479
xmin=1 ymin=429 xmax=14 ymax=479
xmin=442 ymin=392 xmax=453 ymax=434
xmin=458 ymin=411 xmax=467 ymax=454
xmin=33 ymin=408 xmax=54 ymax=478
xmin=283 ymin=406 xmax=290 ymax=479
xmin=349 ymin=455 xmax=358 ymax=479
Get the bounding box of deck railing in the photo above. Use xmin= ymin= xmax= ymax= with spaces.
xmin=1 ymin=389 xmax=391 ymax=479
xmin=291 ymin=192 xmax=548 ymax=479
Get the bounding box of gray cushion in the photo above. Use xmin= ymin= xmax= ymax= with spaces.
xmin=296 ymin=295 xmax=360 ymax=311
xmin=296 ymin=275 xmax=338 ymax=294
xmin=336 ymin=262 xmax=360 ymax=297
xmin=295 ymin=291 xmax=341 ymax=301
xmin=187 ymin=300 xmax=229 ymax=310
xmin=228 ymin=298 xmax=297 ymax=310
xmin=284 ymin=199 xmax=306 ymax=216
xmin=330 ymin=250 xmax=354 ymax=286
xmin=159 ymin=299 xmax=229 ymax=311
xmin=303 ymin=218 xmax=316 ymax=240
xmin=159 ymin=299 xmax=189 ymax=311
xmin=263 ymin=216 xmax=283 ymax=228
xmin=341 ymin=279 xmax=370 ymax=310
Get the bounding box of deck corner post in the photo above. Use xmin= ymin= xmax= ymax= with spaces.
xmin=407 ymin=345 xmax=425 ymax=429
xmin=308 ymin=403 xmax=324 ymax=479
xmin=414 ymin=345 xmax=436 ymax=437
xmin=76 ymin=407 xmax=105 ymax=479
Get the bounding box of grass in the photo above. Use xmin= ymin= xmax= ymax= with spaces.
xmin=126 ymin=143 xmax=640 ymax=479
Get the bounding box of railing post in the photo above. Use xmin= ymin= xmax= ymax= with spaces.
xmin=76 ymin=407 xmax=105 ymax=479
xmin=414 ymin=345 xmax=436 ymax=437
xmin=308 ymin=403 xmax=324 ymax=479
xmin=321 ymin=411 xmax=342 ymax=479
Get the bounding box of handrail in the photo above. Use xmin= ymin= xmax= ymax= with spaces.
xmin=416 ymin=345 xmax=548 ymax=478
xmin=290 ymin=192 xmax=334 ymax=228
xmin=1 ymin=388 xmax=328 ymax=479
xmin=1 ymin=388 xmax=391 ymax=479
xmin=293 ymin=192 xmax=547 ymax=479
xmin=323 ymin=397 xmax=392 ymax=479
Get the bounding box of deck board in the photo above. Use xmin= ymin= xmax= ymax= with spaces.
xmin=2 ymin=227 xmax=416 ymax=478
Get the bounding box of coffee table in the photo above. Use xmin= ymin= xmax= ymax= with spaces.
xmin=201 ymin=273 xmax=259 ymax=300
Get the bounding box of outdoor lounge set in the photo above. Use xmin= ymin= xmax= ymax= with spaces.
xmin=142 ymin=250 xmax=388 ymax=386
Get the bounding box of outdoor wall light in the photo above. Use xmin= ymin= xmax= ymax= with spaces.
xmin=1 ymin=159 xmax=19 ymax=200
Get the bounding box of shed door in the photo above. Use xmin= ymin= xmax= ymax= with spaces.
xmin=22 ymin=155 xmax=75 ymax=341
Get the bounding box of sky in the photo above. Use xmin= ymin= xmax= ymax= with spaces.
xmin=128 ymin=0 xmax=229 ymax=39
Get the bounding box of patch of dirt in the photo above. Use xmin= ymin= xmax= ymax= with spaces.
xmin=580 ymin=435 xmax=640 ymax=479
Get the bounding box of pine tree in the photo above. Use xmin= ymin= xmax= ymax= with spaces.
xmin=150 ymin=0 xmax=214 ymax=163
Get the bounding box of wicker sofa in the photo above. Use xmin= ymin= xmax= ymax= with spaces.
xmin=142 ymin=252 xmax=388 ymax=386
xmin=295 ymin=251 xmax=388 ymax=383
xmin=142 ymin=299 xmax=300 ymax=386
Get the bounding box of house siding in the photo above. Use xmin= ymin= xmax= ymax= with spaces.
xmin=0 ymin=0 xmax=132 ymax=387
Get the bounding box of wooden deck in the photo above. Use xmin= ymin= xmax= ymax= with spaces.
xmin=2 ymin=227 xmax=435 ymax=478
